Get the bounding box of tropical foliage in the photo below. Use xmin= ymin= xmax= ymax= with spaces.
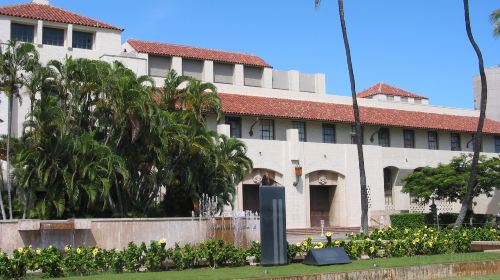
xmin=0 ymin=227 xmax=499 ymax=278
xmin=0 ymin=41 xmax=252 ymax=219
xmin=491 ymin=9 xmax=500 ymax=37
xmin=402 ymin=154 xmax=500 ymax=206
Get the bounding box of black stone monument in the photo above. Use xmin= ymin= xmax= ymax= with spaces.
xmin=259 ymin=185 xmax=287 ymax=266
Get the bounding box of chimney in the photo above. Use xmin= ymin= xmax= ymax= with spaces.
xmin=32 ymin=0 xmax=50 ymax=5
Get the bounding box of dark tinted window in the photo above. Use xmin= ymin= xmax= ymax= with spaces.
xmin=378 ymin=127 xmax=391 ymax=147
xmin=403 ymin=129 xmax=415 ymax=148
xmin=495 ymin=136 xmax=500 ymax=153
xmin=11 ymin=23 xmax=34 ymax=43
xmin=428 ymin=131 xmax=439 ymax=150
xmin=225 ymin=116 xmax=242 ymax=138
xmin=292 ymin=121 xmax=306 ymax=142
xmin=451 ymin=133 xmax=461 ymax=151
xmin=322 ymin=123 xmax=336 ymax=143
xmin=261 ymin=119 xmax=274 ymax=140
xmin=43 ymin=27 xmax=64 ymax=46
xmin=73 ymin=31 xmax=93 ymax=49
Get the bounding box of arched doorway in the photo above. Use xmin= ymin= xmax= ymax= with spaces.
xmin=239 ymin=169 xmax=283 ymax=214
xmin=306 ymin=170 xmax=346 ymax=227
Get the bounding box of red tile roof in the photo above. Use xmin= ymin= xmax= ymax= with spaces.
xmin=0 ymin=3 xmax=123 ymax=31
xmin=128 ymin=39 xmax=271 ymax=68
xmin=219 ymin=93 xmax=500 ymax=134
xmin=357 ymin=83 xmax=428 ymax=99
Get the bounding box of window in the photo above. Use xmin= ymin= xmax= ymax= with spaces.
xmin=11 ymin=23 xmax=34 ymax=43
xmin=182 ymin=59 xmax=203 ymax=80
xmin=428 ymin=131 xmax=439 ymax=150
xmin=378 ymin=127 xmax=391 ymax=147
xmin=292 ymin=121 xmax=306 ymax=142
xmin=244 ymin=66 xmax=263 ymax=87
xmin=225 ymin=116 xmax=242 ymax=138
xmin=401 ymin=97 xmax=408 ymax=103
xmin=351 ymin=125 xmax=364 ymax=144
xmin=214 ymin=62 xmax=234 ymax=84
xmin=72 ymin=31 xmax=93 ymax=49
xmin=386 ymin=95 xmax=394 ymax=101
xmin=260 ymin=119 xmax=274 ymax=140
xmin=403 ymin=129 xmax=415 ymax=148
xmin=414 ymin=98 xmax=422 ymax=104
xmin=148 ymin=55 xmax=171 ymax=77
xmin=451 ymin=133 xmax=461 ymax=151
xmin=42 ymin=27 xmax=64 ymax=46
xmin=495 ymin=136 xmax=500 ymax=153
xmin=322 ymin=123 xmax=336 ymax=143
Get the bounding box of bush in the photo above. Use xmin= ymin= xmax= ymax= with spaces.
xmin=36 ymin=246 xmax=64 ymax=278
xmin=391 ymin=212 xmax=496 ymax=229
xmin=122 ymin=242 xmax=145 ymax=272
xmin=390 ymin=213 xmax=430 ymax=228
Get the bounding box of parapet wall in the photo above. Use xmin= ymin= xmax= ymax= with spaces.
xmin=0 ymin=217 xmax=260 ymax=253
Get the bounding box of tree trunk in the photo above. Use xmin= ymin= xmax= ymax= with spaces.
xmin=0 ymin=167 xmax=7 ymax=220
xmin=337 ymin=0 xmax=369 ymax=234
xmin=454 ymin=0 xmax=488 ymax=229
xmin=6 ymin=94 xmax=13 ymax=220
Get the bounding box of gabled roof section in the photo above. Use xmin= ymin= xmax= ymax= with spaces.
xmin=357 ymin=82 xmax=428 ymax=99
xmin=218 ymin=93 xmax=500 ymax=134
xmin=0 ymin=2 xmax=123 ymax=31
xmin=128 ymin=39 xmax=272 ymax=68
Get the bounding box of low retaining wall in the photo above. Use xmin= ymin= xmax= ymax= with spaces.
xmin=256 ymin=259 xmax=500 ymax=280
xmin=471 ymin=241 xmax=500 ymax=252
xmin=0 ymin=217 xmax=260 ymax=253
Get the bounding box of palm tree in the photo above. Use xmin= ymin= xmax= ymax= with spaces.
xmin=454 ymin=0 xmax=488 ymax=229
xmin=314 ymin=0 xmax=369 ymax=233
xmin=0 ymin=40 xmax=39 ymax=219
xmin=491 ymin=9 xmax=500 ymax=37
xmin=159 ymin=70 xmax=190 ymax=112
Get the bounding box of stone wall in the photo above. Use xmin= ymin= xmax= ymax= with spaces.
xmin=0 ymin=217 xmax=260 ymax=253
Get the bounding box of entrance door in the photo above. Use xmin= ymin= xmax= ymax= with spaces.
xmin=310 ymin=186 xmax=331 ymax=227
xmin=243 ymin=184 xmax=260 ymax=213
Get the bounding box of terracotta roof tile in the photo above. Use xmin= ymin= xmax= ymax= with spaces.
xmin=128 ymin=39 xmax=271 ymax=68
xmin=219 ymin=93 xmax=500 ymax=134
xmin=0 ymin=3 xmax=123 ymax=31
xmin=357 ymin=83 xmax=428 ymax=99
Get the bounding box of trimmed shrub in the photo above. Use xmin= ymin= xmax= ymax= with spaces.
xmin=390 ymin=213 xmax=430 ymax=228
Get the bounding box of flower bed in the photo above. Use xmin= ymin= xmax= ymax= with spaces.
xmin=0 ymin=227 xmax=498 ymax=279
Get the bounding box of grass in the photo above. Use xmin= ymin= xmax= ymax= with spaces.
xmin=58 ymin=252 xmax=500 ymax=280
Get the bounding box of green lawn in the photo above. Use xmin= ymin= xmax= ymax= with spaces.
xmin=57 ymin=253 xmax=500 ymax=280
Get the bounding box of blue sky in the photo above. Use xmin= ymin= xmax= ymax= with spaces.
xmin=6 ymin=0 xmax=499 ymax=109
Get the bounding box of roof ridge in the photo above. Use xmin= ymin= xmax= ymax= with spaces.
xmin=127 ymin=39 xmax=262 ymax=59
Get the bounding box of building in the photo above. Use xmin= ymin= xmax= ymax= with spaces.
xmin=0 ymin=0 xmax=499 ymax=228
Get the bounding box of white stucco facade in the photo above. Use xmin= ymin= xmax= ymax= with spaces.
xmin=1 ymin=1 xmax=499 ymax=229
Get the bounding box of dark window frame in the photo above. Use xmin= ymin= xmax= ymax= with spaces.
xmin=292 ymin=121 xmax=307 ymax=142
xmin=260 ymin=119 xmax=275 ymax=140
xmin=451 ymin=133 xmax=461 ymax=151
xmin=403 ymin=129 xmax=415 ymax=148
xmin=42 ymin=27 xmax=65 ymax=46
xmin=428 ymin=131 xmax=439 ymax=150
xmin=225 ymin=116 xmax=242 ymax=138
xmin=72 ymin=30 xmax=93 ymax=49
xmin=378 ymin=127 xmax=391 ymax=147
xmin=322 ymin=123 xmax=336 ymax=144
xmin=11 ymin=23 xmax=34 ymax=43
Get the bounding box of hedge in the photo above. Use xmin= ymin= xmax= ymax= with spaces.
xmin=390 ymin=212 xmax=496 ymax=228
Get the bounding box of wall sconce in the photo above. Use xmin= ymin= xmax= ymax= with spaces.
xmin=248 ymin=117 xmax=260 ymax=136
xmin=293 ymin=163 xmax=302 ymax=186
xmin=369 ymin=128 xmax=380 ymax=143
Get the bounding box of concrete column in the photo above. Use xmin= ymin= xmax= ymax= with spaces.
xmin=315 ymin=73 xmax=326 ymax=94
xmin=288 ymin=70 xmax=300 ymax=92
xmin=422 ymin=99 xmax=429 ymax=105
xmin=171 ymin=57 xmax=182 ymax=75
xmin=234 ymin=64 xmax=244 ymax=86
xmin=408 ymin=97 xmax=415 ymax=104
xmin=394 ymin=96 xmax=401 ymax=102
xmin=36 ymin=20 xmax=43 ymax=46
xmin=67 ymin=24 xmax=73 ymax=49
xmin=286 ymin=129 xmax=299 ymax=161
xmin=262 ymin=67 xmax=273 ymax=89
xmin=217 ymin=124 xmax=230 ymax=137
xmin=203 ymin=60 xmax=214 ymax=83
